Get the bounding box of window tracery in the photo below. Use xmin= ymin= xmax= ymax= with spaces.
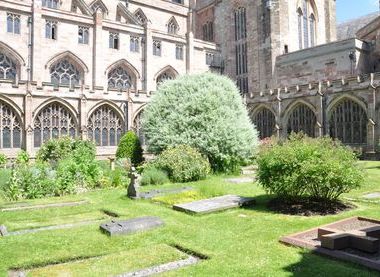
xmin=50 ymin=59 xmax=81 ymax=86
xmin=253 ymin=108 xmax=276 ymax=139
xmin=287 ymin=104 xmax=316 ymax=137
xmin=0 ymin=53 xmax=17 ymax=80
xmin=108 ymin=66 xmax=133 ymax=90
xmin=0 ymin=101 xmax=21 ymax=148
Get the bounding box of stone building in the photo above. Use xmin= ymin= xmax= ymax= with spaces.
xmin=1 ymin=0 xmax=380 ymax=158
xmin=0 ymin=0 xmax=220 ymax=158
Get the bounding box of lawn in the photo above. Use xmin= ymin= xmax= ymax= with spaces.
xmin=0 ymin=161 xmax=379 ymax=276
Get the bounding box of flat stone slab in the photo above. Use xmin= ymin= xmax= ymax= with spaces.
xmin=363 ymin=192 xmax=380 ymax=199
xmin=100 ymin=216 xmax=164 ymax=236
xmin=0 ymin=200 xmax=88 ymax=212
xmin=173 ymin=195 xmax=255 ymax=214
xmin=139 ymin=187 xmax=193 ymax=199
xmin=225 ymin=177 xmax=255 ymax=184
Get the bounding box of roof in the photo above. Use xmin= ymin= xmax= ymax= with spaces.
xmin=337 ymin=12 xmax=379 ymax=40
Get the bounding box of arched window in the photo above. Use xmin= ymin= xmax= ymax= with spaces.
xmin=309 ymin=14 xmax=315 ymax=47
xmin=302 ymin=0 xmax=309 ymax=48
xmin=329 ymin=99 xmax=367 ymax=144
xmin=0 ymin=53 xmax=17 ymax=80
xmin=50 ymin=59 xmax=81 ymax=87
xmin=108 ymin=66 xmax=133 ymax=90
xmin=156 ymin=71 xmax=175 ymax=87
xmin=297 ymin=9 xmax=303 ymax=50
xmin=167 ymin=17 xmax=179 ymax=35
xmin=0 ymin=101 xmax=21 ymax=148
xmin=287 ymin=104 xmax=316 ymax=137
xmin=133 ymin=110 xmax=145 ymax=146
xmin=34 ymin=102 xmax=77 ymax=147
xmin=87 ymin=105 xmax=123 ymax=147
xmin=134 ymin=10 xmax=147 ymax=25
xmin=252 ymin=108 xmax=276 ymax=139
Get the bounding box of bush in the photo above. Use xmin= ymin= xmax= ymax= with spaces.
xmin=142 ymin=73 xmax=259 ymax=172
xmin=256 ymin=134 xmax=364 ymax=202
xmin=116 ymin=131 xmax=144 ymax=165
xmin=0 ymin=153 xmax=7 ymax=168
xmin=153 ymin=145 xmax=211 ymax=183
xmin=15 ymin=150 xmax=29 ymax=165
xmin=141 ymin=166 xmax=169 ymax=186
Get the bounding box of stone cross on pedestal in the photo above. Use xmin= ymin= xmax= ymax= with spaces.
xmin=127 ymin=167 xmax=141 ymax=199
xmin=319 ymin=226 xmax=380 ymax=253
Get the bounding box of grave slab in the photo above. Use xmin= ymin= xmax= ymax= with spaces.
xmin=0 ymin=200 xmax=88 ymax=212
xmin=140 ymin=187 xmax=193 ymax=199
xmin=0 ymin=225 xmax=7 ymax=236
xmin=173 ymin=195 xmax=255 ymax=214
xmin=225 ymin=177 xmax=255 ymax=184
xmin=363 ymin=192 xmax=380 ymax=199
xmin=100 ymin=216 xmax=164 ymax=236
xmin=281 ymin=217 xmax=380 ymax=272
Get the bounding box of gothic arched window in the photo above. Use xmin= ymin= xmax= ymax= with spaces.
xmin=310 ymin=14 xmax=315 ymax=47
xmin=0 ymin=53 xmax=17 ymax=80
xmin=302 ymin=0 xmax=309 ymax=48
xmin=50 ymin=59 xmax=81 ymax=87
xmin=156 ymin=71 xmax=175 ymax=87
xmin=167 ymin=17 xmax=179 ymax=34
xmin=34 ymin=103 xmax=77 ymax=147
xmin=108 ymin=66 xmax=133 ymax=90
xmin=297 ymin=9 xmax=303 ymax=50
xmin=297 ymin=0 xmax=316 ymax=50
xmin=0 ymin=101 xmax=21 ymax=148
xmin=252 ymin=108 xmax=276 ymax=139
xmin=329 ymin=99 xmax=367 ymax=144
xmin=87 ymin=105 xmax=123 ymax=147
xmin=287 ymin=104 xmax=316 ymax=137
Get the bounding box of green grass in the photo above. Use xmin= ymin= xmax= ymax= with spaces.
xmin=0 ymin=162 xmax=380 ymax=276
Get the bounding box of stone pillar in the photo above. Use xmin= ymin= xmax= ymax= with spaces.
xmin=93 ymin=10 xmax=104 ymax=90
xmin=186 ymin=10 xmax=194 ymax=74
xmin=80 ymin=94 xmax=88 ymax=140
xmin=144 ymin=23 xmax=154 ymax=92
xmin=31 ymin=0 xmax=43 ymax=86
xmin=24 ymin=92 xmax=33 ymax=153
xmin=367 ymin=87 xmax=377 ymax=153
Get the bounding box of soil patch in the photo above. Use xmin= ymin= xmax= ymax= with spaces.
xmin=268 ymin=197 xmax=355 ymax=216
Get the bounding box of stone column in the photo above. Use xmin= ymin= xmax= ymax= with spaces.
xmin=144 ymin=23 xmax=154 ymax=92
xmin=93 ymin=10 xmax=104 ymax=90
xmin=31 ymin=0 xmax=43 ymax=86
xmin=186 ymin=10 xmax=194 ymax=74
xmin=24 ymin=92 xmax=33 ymax=153
xmin=80 ymin=94 xmax=88 ymax=140
xmin=367 ymin=87 xmax=377 ymax=153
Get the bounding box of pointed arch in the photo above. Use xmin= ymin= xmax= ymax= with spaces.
xmin=284 ymin=100 xmax=317 ymax=137
xmin=33 ymin=100 xmax=78 ymax=147
xmin=71 ymin=0 xmax=92 ymax=15
xmin=0 ymin=97 xmax=23 ymax=149
xmin=116 ymin=3 xmax=140 ymax=25
xmin=87 ymin=100 xmax=125 ymax=122
xmin=45 ymin=51 xmax=89 ymax=73
xmin=105 ymin=59 xmax=140 ymax=90
xmin=0 ymin=41 xmax=25 ymax=67
xmin=154 ymin=65 xmax=179 ymax=82
xmin=89 ymin=0 xmax=108 ymax=15
xmin=132 ymin=104 xmax=147 ymax=146
xmin=133 ymin=8 xmax=148 ymax=25
xmin=250 ymin=105 xmax=276 ymax=139
xmin=167 ymin=16 xmax=179 ymax=34
xmin=87 ymin=103 xmax=125 ymax=147
xmin=33 ymin=97 xmax=78 ymax=122
xmin=328 ymin=96 xmax=368 ymax=144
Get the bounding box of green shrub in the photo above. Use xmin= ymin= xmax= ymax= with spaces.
xmin=153 ymin=145 xmax=211 ymax=183
xmin=256 ymin=134 xmax=364 ymax=201
xmin=0 ymin=153 xmax=7 ymax=168
xmin=116 ymin=131 xmax=143 ymax=165
xmin=15 ymin=150 xmax=29 ymax=165
xmin=141 ymin=167 xmax=169 ymax=186
xmin=142 ymin=72 xmax=259 ymax=172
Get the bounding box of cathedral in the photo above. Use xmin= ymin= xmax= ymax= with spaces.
xmin=0 ymin=0 xmax=379 ymax=158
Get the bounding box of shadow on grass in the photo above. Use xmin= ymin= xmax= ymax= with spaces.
xmin=282 ymin=249 xmax=379 ymax=276
xmin=241 ymin=194 xmax=278 ymax=214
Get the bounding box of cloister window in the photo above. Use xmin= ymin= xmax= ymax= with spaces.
xmin=167 ymin=18 xmax=179 ymax=35
xmin=109 ymin=32 xmax=119 ymax=49
xmin=78 ymin=26 xmax=89 ymax=44
xmin=42 ymin=0 xmax=59 ymax=9
xmin=45 ymin=20 xmax=57 ymax=40
xmin=297 ymin=0 xmax=317 ymax=50
xmin=157 ymin=71 xmax=174 ymax=86
xmin=287 ymin=104 xmax=316 ymax=137
xmin=176 ymin=44 xmax=184 ymax=60
xmin=50 ymin=59 xmax=81 ymax=87
xmin=153 ymin=40 xmax=162 ymax=56
xmin=133 ymin=111 xmax=145 ymax=146
xmin=130 ymin=36 xmax=139 ymax=52
xmin=34 ymin=103 xmax=77 ymax=147
xmin=329 ymin=99 xmax=367 ymax=144
xmin=7 ymin=13 xmax=21 ymax=34
xmin=253 ymin=108 xmax=276 ymax=139
xmin=108 ymin=66 xmax=133 ymax=90
xmin=0 ymin=101 xmax=21 ymax=149
xmin=235 ymin=7 xmax=248 ymax=94
xmin=0 ymin=53 xmax=17 ymax=80
xmin=87 ymin=105 xmax=123 ymax=147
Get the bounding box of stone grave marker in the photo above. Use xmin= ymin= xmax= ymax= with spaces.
xmin=127 ymin=167 xmax=141 ymax=199
xmin=140 ymin=187 xmax=193 ymax=199
xmin=100 ymin=216 xmax=164 ymax=236
xmin=0 ymin=225 xmax=8 ymax=236
xmin=0 ymin=200 xmax=88 ymax=212
xmin=363 ymin=192 xmax=380 ymax=199
xmin=173 ymin=195 xmax=255 ymax=214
